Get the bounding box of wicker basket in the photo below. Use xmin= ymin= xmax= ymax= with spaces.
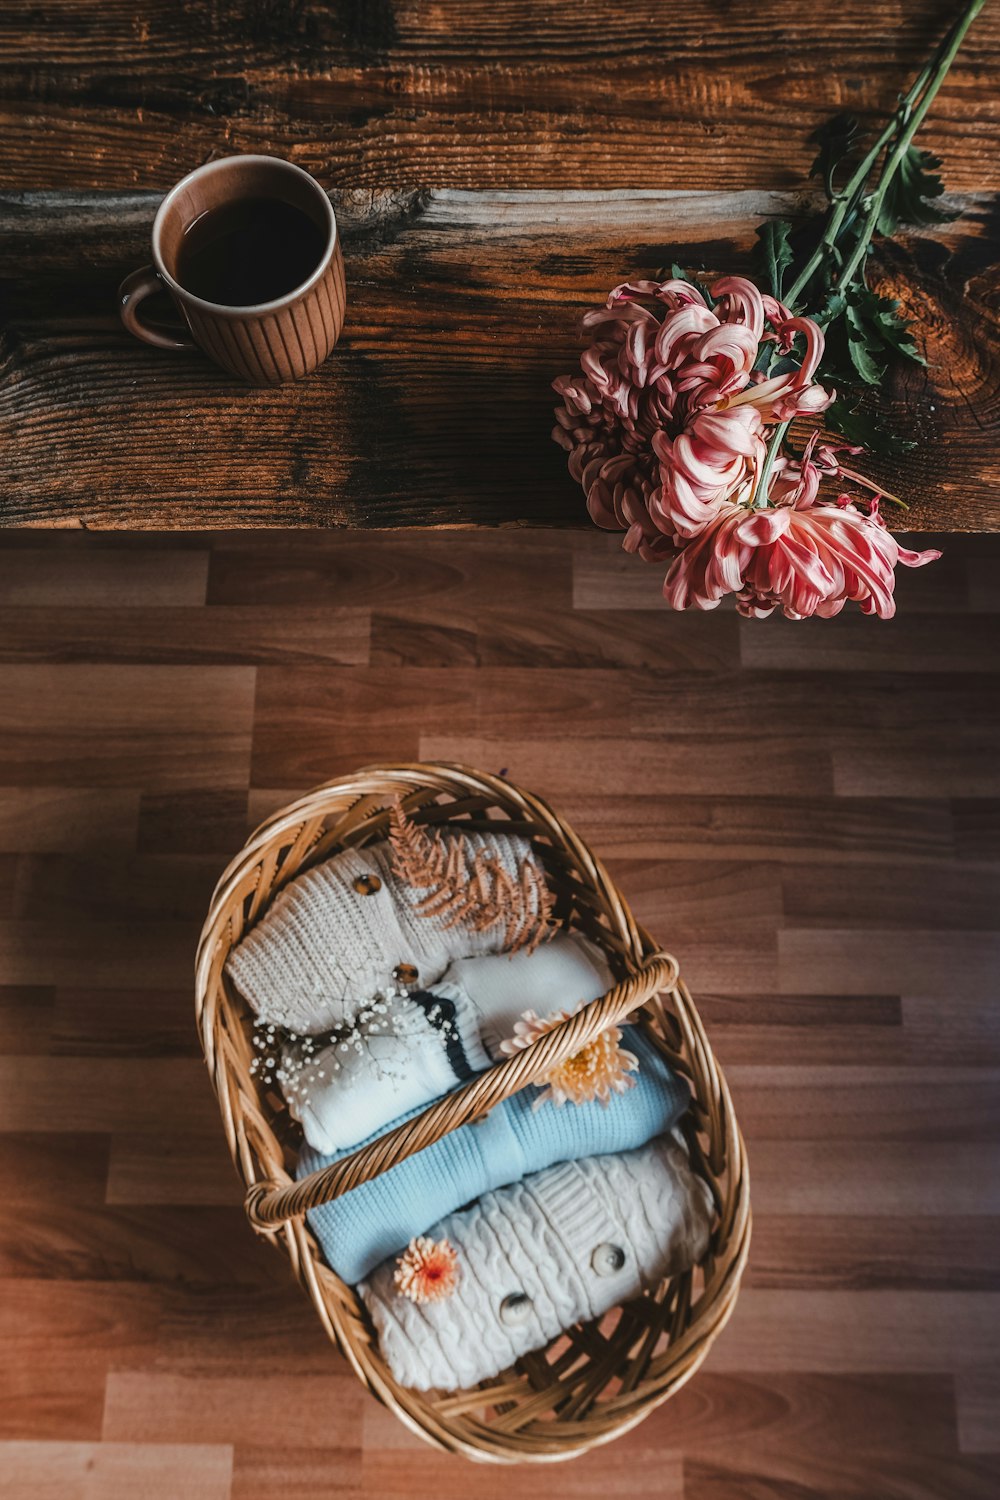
xmin=195 ymin=763 xmax=750 ymax=1463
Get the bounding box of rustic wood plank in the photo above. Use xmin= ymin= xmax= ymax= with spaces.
xmin=780 ymin=859 xmax=1000 ymax=930
xmin=230 ymin=1448 xmax=363 ymax=1500
xmin=1 ymin=189 xmax=996 ymax=530
xmin=0 ymin=1 xmax=995 ymax=194
xmin=49 ymin=988 xmax=201 ymax=1058
xmin=136 ymin=789 xmax=249 ymax=856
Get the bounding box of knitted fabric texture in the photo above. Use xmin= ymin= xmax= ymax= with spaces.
xmin=226 ymin=829 xmax=538 ymax=1033
xmin=360 ymin=1133 xmax=714 ymax=1390
xmin=283 ymin=933 xmax=615 ymax=1154
xmin=298 ymin=1028 xmax=689 ymax=1284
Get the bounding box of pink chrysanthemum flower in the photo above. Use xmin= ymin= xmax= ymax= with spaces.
xmin=553 ymin=275 xmax=833 ymax=553
xmin=499 ymin=1006 xmax=639 ymax=1110
xmin=662 ymin=437 xmax=941 ymax=619
xmin=394 ymin=1237 xmax=460 ymax=1304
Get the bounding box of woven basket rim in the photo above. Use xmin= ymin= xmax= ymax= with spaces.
xmin=194 ymin=761 xmax=751 ymax=1463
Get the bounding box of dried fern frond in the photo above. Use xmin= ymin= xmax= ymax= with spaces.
xmin=388 ymin=801 xmax=555 ymax=954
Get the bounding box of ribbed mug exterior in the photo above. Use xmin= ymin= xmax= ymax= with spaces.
xmin=180 ymin=239 xmax=346 ymax=385
xmin=120 ymin=155 xmax=346 ymax=385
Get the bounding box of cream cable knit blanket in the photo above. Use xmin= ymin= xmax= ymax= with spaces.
xmin=226 ymin=830 xmax=539 ymax=1033
xmin=360 ymin=1133 xmax=713 ymax=1392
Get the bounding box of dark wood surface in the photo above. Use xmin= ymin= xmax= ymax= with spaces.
xmin=0 ymin=527 xmax=998 ymax=1495
xmin=0 ymin=1 xmax=998 ymax=530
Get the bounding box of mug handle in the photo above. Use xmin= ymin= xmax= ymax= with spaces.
xmin=119 ymin=265 xmax=195 ymax=350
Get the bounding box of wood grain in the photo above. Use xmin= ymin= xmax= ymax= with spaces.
xmin=0 ymin=186 xmax=997 ymax=530
xmin=0 ymin=528 xmax=996 ymax=1493
xmin=0 ymin=2 xmax=996 ymax=194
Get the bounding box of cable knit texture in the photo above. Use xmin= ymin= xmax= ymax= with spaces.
xmin=226 ymin=830 xmax=538 ymax=1033
xmin=360 ymin=1134 xmax=713 ymax=1390
xmin=298 ymin=1029 xmax=689 ymax=1284
xmin=285 ymin=934 xmax=615 ymax=1154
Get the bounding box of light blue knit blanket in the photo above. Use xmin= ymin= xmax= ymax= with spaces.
xmin=297 ymin=1028 xmax=689 ymax=1283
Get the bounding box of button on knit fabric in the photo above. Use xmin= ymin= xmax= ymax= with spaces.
xmin=298 ymin=1028 xmax=690 ymax=1284
xmin=359 ymin=1133 xmax=714 ymax=1391
xmin=281 ymin=933 xmax=615 ymax=1155
xmin=225 ymin=830 xmax=539 ymax=1034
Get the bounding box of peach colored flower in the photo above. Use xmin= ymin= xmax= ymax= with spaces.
xmin=499 ymin=1007 xmax=639 ymax=1109
xmin=394 ymin=1237 xmax=460 ymax=1304
xmin=553 ymin=276 xmax=833 ymax=553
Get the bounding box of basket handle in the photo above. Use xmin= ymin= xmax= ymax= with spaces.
xmin=244 ymin=949 xmax=679 ymax=1230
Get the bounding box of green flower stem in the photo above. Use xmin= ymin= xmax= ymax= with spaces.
xmin=753 ymin=0 xmax=984 ymax=508
xmin=836 ymin=0 xmax=986 ymax=290
xmin=785 ymin=0 xmax=985 ymax=312
xmin=750 ymin=418 xmax=791 ymax=510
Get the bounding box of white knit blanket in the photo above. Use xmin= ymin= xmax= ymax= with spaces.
xmin=281 ymin=932 xmax=614 ymax=1154
xmin=360 ymin=1133 xmax=713 ymax=1391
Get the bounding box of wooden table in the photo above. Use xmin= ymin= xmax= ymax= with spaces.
xmin=1 ymin=1 xmax=998 ymax=530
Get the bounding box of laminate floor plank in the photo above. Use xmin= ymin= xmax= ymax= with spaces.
xmin=0 ymin=1441 xmax=234 ymax=1500
xmin=0 ymin=529 xmax=995 ymax=1496
xmin=744 ymin=1216 xmax=1000 ymax=1292
xmin=0 ymin=606 xmax=371 ymax=667
xmin=0 ymin=666 xmax=255 ymax=789
xmin=955 ymin=1368 xmax=1000 ymax=1454
xmin=0 ymin=550 xmax=209 ymax=608
xmin=683 ymin=1451 xmax=1000 ymax=1500
xmin=706 ymin=1290 xmax=1000 ymax=1373
xmin=0 ymin=788 xmax=139 ymax=854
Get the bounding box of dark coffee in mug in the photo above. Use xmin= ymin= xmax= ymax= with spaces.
xmin=120 ymin=155 xmax=346 ymax=383
xmin=176 ymin=196 xmax=327 ymax=306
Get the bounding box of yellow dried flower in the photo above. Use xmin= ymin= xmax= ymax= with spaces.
xmin=499 ymin=1006 xmax=639 ymax=1110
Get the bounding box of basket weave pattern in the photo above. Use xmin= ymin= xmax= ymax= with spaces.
xmin=195 ymin=763 xmax=750 ymax=1462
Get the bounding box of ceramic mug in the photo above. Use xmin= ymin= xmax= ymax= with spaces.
xmin=119 ymin=155 xmax=346 ymax=385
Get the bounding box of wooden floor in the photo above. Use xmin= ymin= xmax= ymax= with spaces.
xmin=0 ymin=528 xmax=998 ymax=1497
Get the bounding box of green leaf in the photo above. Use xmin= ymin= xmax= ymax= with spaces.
xmin=815 ymin=290 xmax=847 ymax=329
xmin=661 ymin=262 xmax=716 ymax=308
xmin=844 ymin=300 xmax=886 ymax=384
xmin=809 ymin=113 xmax=861 ymax=199
xmin=847 ymin=336 xmax=886 ymax=385
xmin=824 ymin=397 xmax=917 ymax=456
xmin=851 ymin=285 xmax=925 ymax=366
xmin=751 ymin=219 xmax=795 ymax=299
xmin=876 ymin=145 xmax=955 ymax=237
